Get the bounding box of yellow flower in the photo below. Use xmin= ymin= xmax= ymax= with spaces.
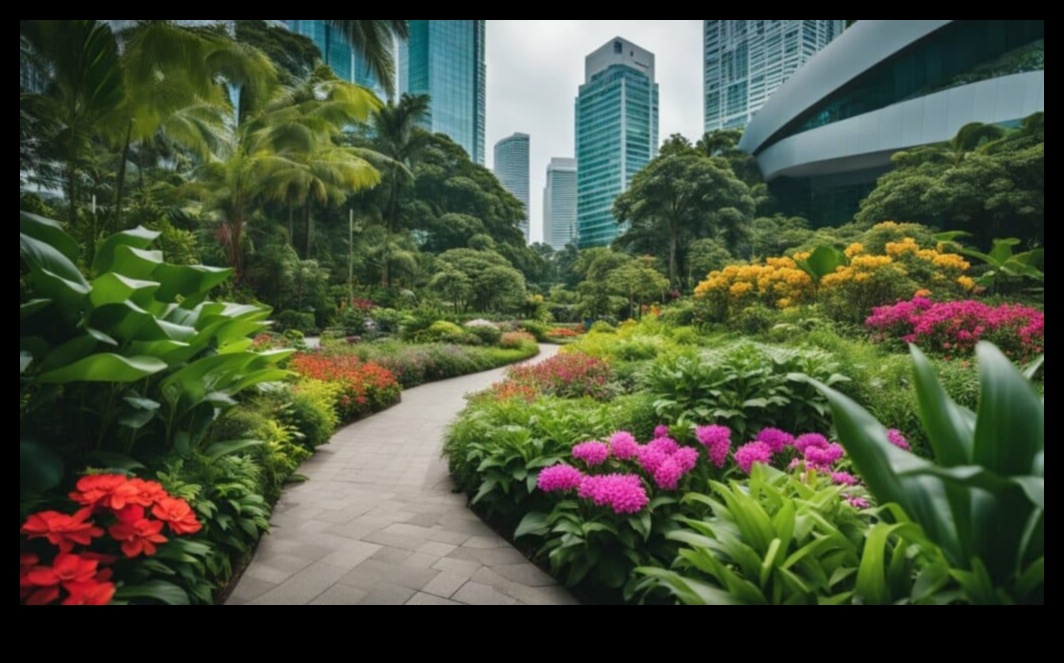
xmin=777 ymin=298 xmax=793 ymax=309
xmin=958 ymin=276 xmax=976 ymax=291
xmin=729 ymin=282 xmax=753 ymax=298
xmin=914 ymin=289 xmax=933 ymax=298
xmin=844 ymin=243 xmax=865 ymax=258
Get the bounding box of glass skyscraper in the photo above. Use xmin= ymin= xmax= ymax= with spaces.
xmin=543 ymin=158 xmax=578 ymax=251
xmin=704 ymin=20 xmax=845 ymax=131
xmin=493 ymin=133 xmax=531 ymax=242
xmin=287 ymin=20 xmax=387 ymax=97
xmin=400 ymin=20 xmax=487 ymax=165
xmin=576 ymin=37 xmax=659 ymax=249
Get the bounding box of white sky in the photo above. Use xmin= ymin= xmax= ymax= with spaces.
xmin=485 ymin=20 xmax=704 ymax=244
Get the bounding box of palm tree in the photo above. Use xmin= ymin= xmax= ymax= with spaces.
xmin=371 ymin=93 xmax=431 ymax=233
xmin=326 ymin=20 xmax=409 ymax=98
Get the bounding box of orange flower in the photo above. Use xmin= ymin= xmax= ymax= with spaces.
xmin=152 ymin=497 xmax=203 ymax=535
xmin=108 ymin=506 xmax=167 ymax=558
xmin=21 ymin=509 xmax=104 ymax=553
xmin=62 ymin=580 xmax=116 ymax=606
xmin=128 ymin=479 xmax=168 ymax=508
xmin=70 ymin=474 xmax=141 ymax=511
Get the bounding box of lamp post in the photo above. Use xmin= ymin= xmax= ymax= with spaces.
xmin=348 ymin=209 xmax=364 ymax=305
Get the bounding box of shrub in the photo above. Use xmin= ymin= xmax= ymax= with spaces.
xmin=500 ymin=332 xmax=537 ymax=350
xmin=730 ymin=303 xmax=779 ymax=336
xmin=590 ymin=321 xmax=616 ymax=334
xmin=416 ymin=320 xmax=471 ymax=345
xmin=520 ymin=320 xmax=550 ymax=342
xmin=275 ymin=310 xmax=318 ymax=335
xmin=502 ymin=352 xmax=613 ymax=400
xmin=465 ymin=323 xmax=503 ymax=346
xmin=289 ymin=354 xmax=401 ymax=422
xmin=287 ymin=381 xmax=342 ymax=449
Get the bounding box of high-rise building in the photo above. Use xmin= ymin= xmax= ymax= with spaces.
xmin=704 ymin=20 xmax=845 ymax=132
xmin=286 ymin=20 xmax=388 ymax=97
xmin=543 ymin=158 xmax=578 ymax=251
xmin=575 ymin=37 xmax=659 ymax=249
xmin=400 ymin=20 xmax=487 ymax=165
xmin=493 ymin=133 xmax=531 ymax=242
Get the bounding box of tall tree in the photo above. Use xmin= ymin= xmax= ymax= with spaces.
xmin=370 ymin=93 xmax=430 ymax=233
xmin=326 ymin=20 xmax=409 ymax=98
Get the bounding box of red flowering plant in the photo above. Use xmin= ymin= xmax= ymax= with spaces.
xmin=501 ymin=352 xmax=613 ymax=400
xmin=290 ymin=354 xmax=402 ymax=422
xmin=20 ymin=474 xmax=204 ymax=606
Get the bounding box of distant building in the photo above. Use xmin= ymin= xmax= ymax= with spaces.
xmin=286 ymin=20 xmax=389 ymax=97
xmin=740 ymin=19 xmax=1044 ymax=226
xmin=544 ymin=158 xmax=578 ymax=251
xmin=576 ymin=37 xmax=659 ymax=248
xmin=400 ymin=20 xmax=487 ymax=164
xmin=494 ymin=133 xmax=531 ymax=242
xmin=704 ymin=20 xmax=845 ymax=132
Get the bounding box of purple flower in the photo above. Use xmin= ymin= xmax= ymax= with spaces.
xmin=794 ymin=434 xmax=830 ymax=454
xmin=831 ymin=472 xmax=858 ymax=487
xmin=696 ymin=425 xmax=733 ymax=468
xmin=578 ymin=474 xmax=649 ymax=515
xmin=846 ymin=497 xmax=870 ymax=510
xmin=636 ymin=445 xmax=670 ymax=475
xmin=887 ymin=429 xmax=912 ymax=452
xmin=648 ymin=437 xmax=680 ymax=456
xmin=653 ymin=459 xmax=684 ymax=490
xmin=735 ymin=442 xmax=773 ymax=474
xmin=654 ymin=425 xmax=671 ymax=439
xmin=804 ymin=443 xmax=845 ymax=470
xmin=537 ymin=465 xmax=584 ymax=493
xmin=672 ymin=447 xmax=700 ymax=474
xmin=757 ymin=428 xmax=794 ymax=454
xmin=572 ymin=441 xmax=610 ymax=467
xmin=609 ymin=431 xmax=639 ymax=461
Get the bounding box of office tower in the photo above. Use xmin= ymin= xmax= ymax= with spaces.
xmin=400 ymin=20 xmax=487 ymax=164
xmin=543 ymin=158 xmax=578 ymax=251
xmin=286 ymin=20 xmax=389 ymax=97
xmin=575 ymin=37 xmax=659 ymax=248
xmin=704 ymin=20 xmax=845 ymax=131
xmin=494 ymin=133 xmax=531 ymax=242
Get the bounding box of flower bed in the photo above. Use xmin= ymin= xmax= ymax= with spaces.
xmin=499 ymin=351 xmax=612 ymax=400
xmin=290 ymin=354 xmax=402 ymax=422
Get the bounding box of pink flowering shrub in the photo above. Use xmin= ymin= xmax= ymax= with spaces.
xmin=504 ymin=352 xmax=613 ymax=399
xmin=867 ymin=297 xmax=1044 ymax=361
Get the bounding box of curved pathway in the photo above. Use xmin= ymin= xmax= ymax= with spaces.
xmin=229 ymin=345 xmax=578 ymax=606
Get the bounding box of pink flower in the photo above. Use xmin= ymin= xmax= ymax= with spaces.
xmin=654 ymin=425 xmax=671 ymax=439
xmin=572 ymin=441 xmax=610 ymax=467
xmin=735 ymin=442 xmax=773 ymax=474
xmin=757 ymin=429 xmax=794 ymax=454
xmin=609 ymin=432 xmax=639 ymax=461
xmin=653 ymin=459 xmax=684 ymax=490
xmin=636 ymin=445 xmax=670 ymax=475
xmin=805 ymin=443 xmax=845 ymax=470
xmin=672 ymin=447 xmax=700 ymax=474
xmin=832 ymin=472 xmax=858 ymax=486
xmin=846 ymin=497 xmax=870 ymax=510
xmin=578 ymin=475 xmax=649 ymax=515
xmin=887 ymin=429 xmax=912 ymax=452
xmin=696 ymin=426 xmax=732 ymax=468
xmin=648 ymin=437 xmax=680 ymax=456
xmin=794 ymin=434 xmax=830 ymax=454
xmin=537 ymin=465 xmax=585 ymax=493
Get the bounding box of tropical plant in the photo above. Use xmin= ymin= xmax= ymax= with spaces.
xmin=325 ymin=20 xmax=409 ymax=98
xmin=370 ymin=93 xmax=431 ymax=234
xmin=812 ymin=343 xmax=1044 ymax=604
xmin=936 ymin=233 xmax=1044 ymax=292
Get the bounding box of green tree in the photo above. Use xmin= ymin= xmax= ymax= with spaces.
xmin=235 ymin=20 xmax=321 ymax=85
xmin=609 ymin=257 xmax=670 ymax=319
xmin=325 ymin=20 xmax=409 ymax=98
xmin=370 ymin=93 xmax=431 ymax=233
xmin=431 ymin=247 xmax=526 ymax=313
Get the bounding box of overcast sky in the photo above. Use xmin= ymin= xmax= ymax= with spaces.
xmin=485 ymin=20 xmax=704 ymax=244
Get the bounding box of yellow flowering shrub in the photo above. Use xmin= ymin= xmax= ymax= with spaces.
xmin=693 ymin=257 xmax=814 ymax=322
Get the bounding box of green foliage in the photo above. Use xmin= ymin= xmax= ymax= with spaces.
xmin=465 ymin=323 xmax=503 ymax=346
xmin=520 ymin=320 xmax=549 ymax=343
xmin=275 ymin=310 xmax=318 ymax=335
xmin=416 ymin=320 xmax=472 ymax=345
xmin=812 ymin=343 xmax=1044 ymax=604
xmin=643 ymin=342 xmax=849 ymax=439
xmin=938 ymin=233 xmax=1044 ymax=293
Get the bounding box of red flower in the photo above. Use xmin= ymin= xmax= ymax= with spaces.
xmin=20 ymin=553 xmax=39 ymax=602
xmin=21 ymin=509 xmax=104 ymax=553
xmin=109 ymin=516 xmax=167 ymax=558
xmin=152 ymin=497 xmax=203 ymax=535
xmin=62 ymin=580 xmax=116 ymax=606
xmin=25 ymin=553 xmax=99 ymax=588
xmin=128 ymin=479 xmax=168 ymax=507
xmin=70 ymin=474 xmax=141 ymax=511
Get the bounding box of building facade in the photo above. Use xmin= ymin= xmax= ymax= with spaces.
xmin=704 ymin=20 xmax=845 ymax=132
xmin=544 ymin=158 xmax=578 ymax=250
xmin=739 ymin=19 xmax=1045 ymax=226
xmin=400 ymin=20 xmax=487 ymax=165
xmin=576 ymin=37 xmax=659 ymax=248
xmin=493 ymin=133 xmax=531 ymax=242
xmin=286 ymin=20 xmax=387 ymax=97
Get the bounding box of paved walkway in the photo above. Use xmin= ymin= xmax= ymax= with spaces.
xmin=229 ymin=345 xmax=578 ymax=606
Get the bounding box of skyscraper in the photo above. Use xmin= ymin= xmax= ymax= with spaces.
xmin=286 ymin=20 xmax=388 ymax=97
xmin=543 ymin=158 xmax=578 ymax=251
xmin=575 ymin=37 xmax=659 ymax=249
xmin=400 ymin=20 xmax=487 ymax=164
xmin=493 ymin=133 xmax=531 ymax=242
xmin=704 ymin=20 xmax=845 ymax=131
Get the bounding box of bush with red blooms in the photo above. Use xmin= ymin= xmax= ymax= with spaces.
xmin=501 ymin=352 xmax=613 ymax=400
xmin=290 ymin=354 xmax=401 ymax=422
xmin=546 ymin=327 xmax=581 ymax=339
xmin=20 ymin=474 xmax=203 ymax=606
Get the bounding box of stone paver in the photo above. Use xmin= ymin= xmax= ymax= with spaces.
xmin=231 ymin=346 xmax=577 ymax=606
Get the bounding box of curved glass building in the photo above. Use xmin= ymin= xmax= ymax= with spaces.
xmin=739 ymin=20 xmax=1044 ymax=226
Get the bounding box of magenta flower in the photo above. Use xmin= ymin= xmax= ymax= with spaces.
xmin=831 ymin=472 xmax=858 ymax=487
xmin=648 ymin=437 xmax=680 ymax=456
xmin=609 ymin=431 xmax=639 ymax=461
xmin=654 ymin=425 xmax=671 ymax=439
xmin=805 ymin=443 xmax=845 ymax=470
xmin=794 ymin=434 xmax=830 ymax=454
xmin=846 ymin=497 xmax=870 ymax=510
xmin=735 ymin=442 xmax=774 ymax=474
xmin=537 ymin=465 xmax=584 ymax=493
xmin=696 ymin=425 xmax=732 ymax=468
xmin=757 ymin=428 xmax=794 ymax=454
xmin=572 ymin=441 xmax=610 ymax=467
xmin=578 ymin=475 xmax=649 ymax=515
xmin=653 ymin=459 xmax=684 ymax=490
xmin=636 ymin=445 xmax=670 ymax=475
xmin=887 ymin=429 xmax=912 ymax=452
xmin=672 ymin=447 xmax=700 ymax=474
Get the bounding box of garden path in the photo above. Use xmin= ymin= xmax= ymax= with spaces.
xmin=229 ymin=345 xmax=579 ymax=606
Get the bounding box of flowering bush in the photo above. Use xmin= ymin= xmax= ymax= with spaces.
xmin=290 ymin=354 xmax=401 ymax=422
xmin=500 ymin=331 xmax=537 ymax=350
xmin=694 ymin=256 xmax=814 ymax=320
xmin=546 ymin=327 xmax=581 ymax=339
xmin=20 ymin=475 xmax=204 ymax=606
xmin=501 ymin=352 xmax=613 ymax=400
xmin=867 ymin=297 xmax=1044 ymax=361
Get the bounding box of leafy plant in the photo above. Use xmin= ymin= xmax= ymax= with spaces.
xmin=936 ymin=232 xmax=1044 ymax=290
xmin=812 ymin=343 xmax=1044 ymax=604
xmin=796 ymin=245 xmax=848 ymax=290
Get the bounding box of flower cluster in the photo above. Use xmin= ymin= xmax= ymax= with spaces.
xmin=867 ymin=297 xmax=1044 ymax=361
xmin=696 ymin=426 xmax=733 ymax=468
xmin=504 ymin=352 xmax=612 ymax=400
xmin=546 ymin=327 xmax=581 ymax=339
xmin=694 ymin=257 xmax=814 ymax=314
xmin=291 ymin=354 xmax=401 ymax=421
xmin=20 ymin=475 xmax=202 ymax=606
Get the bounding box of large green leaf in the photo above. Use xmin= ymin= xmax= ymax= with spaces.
xmin=108 ymin=245 xmax=165 ymax=280
xmin=152 ymin=263 xmax=232 ymax=301
xmin=37 ymin=334 xmax=101 ymax=373
xmin=20 ymin=299 xmax=52 ymax=320
xmin=856 ymin=523 xmax=907 ymax=605
xmin=20 ymin=233 xmax=90 ymax=315
xmin=90 ymin=273 xmax=161 ymax=308
xmin=514 ymin=512 xmax=551 ymax=540
xmin=911 ymin=346 xmax=975 ymax=467
xmin=92 ymin=226 xmax=161 ymax=275
xmin=20 ymin=439 xmax=64 ymax=493
xmin=114 ymin=580 xmax=190 ymax=606
xmin=21 ymin=212 xmax=79 ymax=262
xmin=987 ymin=238 xmax=1022 ymax=265
xmin=972 ymin=343 xmax=1043 ymax=477
xmin=90 ymin=302 xmax=197 ymax=343
xmin=636 ymin=567 xmax=740 ymax=605
xmin=37 ymin=354 xmax=167 ymax=384
xmin=204 ymin=439 xmax=262 ymax=463
xmin=798 ymin=245 xmax=848 ymax=284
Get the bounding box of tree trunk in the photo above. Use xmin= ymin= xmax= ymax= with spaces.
xmin=668 ymin=224 xmax=679 ymax=288
xmin=113 ymin=119 xmax=135 ymax=234
xmin=387 ymin=166 xmax=399 ymax=234
xmin=303 ymin=204 xmax=314 ymax=259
